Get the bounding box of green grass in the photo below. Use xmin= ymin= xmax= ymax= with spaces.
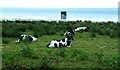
xmin=2 ymin=20 xmax=119 ymax=69
xmin=2 ymin=32 xmax=118 ymax=69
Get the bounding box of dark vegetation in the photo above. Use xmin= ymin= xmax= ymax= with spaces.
xmin=2 ymin=20 xmax=119 ymax=38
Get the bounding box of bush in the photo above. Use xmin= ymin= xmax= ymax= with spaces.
xmin=20 ymin=46 xmax=31 ymax=57
xmin=20 ymin=46 xmax=38 ymax=59
xmin=2 ymin=23 xmax=24 ymax=37
xmin=2 ymin=38 xmax=10 ymax=44
xmin=90 ymin=31 xmax=96 ymax=38
xmin=2 ymin=28 xmax=21 ymax=37
xmin=109 ymin=30 xmax=118 ymax=38
xmin=98 ymin=29 xmax=106 ymax=35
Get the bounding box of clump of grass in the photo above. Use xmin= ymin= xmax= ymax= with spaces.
xmin=103 ymin=57 xmax=118 ymax=68
xmin=55 ymin=49 xmax=66 ymax=57
xmin=20 ymin=46 xmax=32 ymax=57
xmin=90 ymin=26 xmax=96 ymax=38
xmin=2 ymin=38 xmax=10 ymax=44
xmin=39 ymin=56 xmax=52 ymax=69
xmin=20 ymin=46 xmax=38 ymax=59
xmin=71 ymin=49 xmax=89 ymax=61
xmin=94 ymin=51 xmax=104 ymax=64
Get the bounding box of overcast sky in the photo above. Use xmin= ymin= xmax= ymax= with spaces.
xmin=0 ymin=0 xmax=119 ymax=8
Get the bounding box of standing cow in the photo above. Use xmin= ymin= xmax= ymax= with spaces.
xmin=64 ymin=27 xmax=74 ymax=41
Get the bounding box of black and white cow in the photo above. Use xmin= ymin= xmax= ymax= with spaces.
xmin=47 ymin=32 xmax=74 ymax=48
xmin=15 ymin=34 xmax=37 ymax=43
xmin=64 ymin=28 xmax=74 ymax=41
xmin=74 ymin=27 xmax=90 ymax=32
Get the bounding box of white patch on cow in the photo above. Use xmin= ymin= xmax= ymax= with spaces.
xmin=47 ymin=41 xmax=59 ymax=47
xmin=64 ymin=31 xmax=71 ymax=36
xmin=47 ymin=38 xmax=71 ymax=48
xmin=75 ymin=27 xmax=88 ymax=32
xmin=22 ymin=34 xmax=28 ymax=40
xmin=29 ymin=35 xmax=37 ymax=42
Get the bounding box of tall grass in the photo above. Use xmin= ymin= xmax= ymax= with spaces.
xmin=2 ymin=20 xmax=118 ymax=38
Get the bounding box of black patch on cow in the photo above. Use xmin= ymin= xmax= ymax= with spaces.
xmin=54 ymin=43 xmax=57 ymax=47
xmin=62 ymin=39 xmax=65 ymax=42
xmin=67 ymin=40 xmax=71 ymax=46
xmin=47 ymin=43 xmax=50 ymax=47
xmin=67 ymin=36 xmax=74 ymax=41
xmin=28 ymin=36 xmax=33 ymax=42
xmin=87 ymin=27 xmax=90 ymax=31
xmin=56 ymin=40 xmax=61 ymax=42
xmin=19 ymin=36 xmax=24 ymax=42
xmin=84 ymin=28 xmax=88 ymax=31
xmin=59 ymin=43 xmax=62 ymax=47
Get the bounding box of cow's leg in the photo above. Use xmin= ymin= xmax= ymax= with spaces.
xmin=67 ymin=41 xmax=71 ymax=47
xmin=59 ymin=43 xmax=62 ymax=47
xmin=54 ymin=43 xmax=58 ymax=47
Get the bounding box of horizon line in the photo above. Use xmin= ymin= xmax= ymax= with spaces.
xmin=0 ymin=7 xmax=118 ymax=8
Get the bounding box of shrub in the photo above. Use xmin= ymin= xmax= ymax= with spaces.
xmin=17 ymin=25 xmax=26 ymax=32
xmin=106 ymin=29 xmax=111 ymax=36
xmin=2 ymin=28 xmax=21 ymax=37
xmin=90 ymin=31 xmax=96 ymax=38
xmin=20 ymin=46 xmax=38 ymax=59
xmin=2 ymin=38 xmax=10 ymax=44
xmin=2 ymin=23 xmax=23 ymax=37
xmin=55 ymin=49 xmax=66 ymax=57
xmin=20 ymin=46 xmax=33 ymax=58
xmin=109 ymin=30 xmax=118 ymax=38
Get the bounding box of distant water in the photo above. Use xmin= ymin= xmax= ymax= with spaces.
xmin=0 ymin=8 xmax=118 ymax=22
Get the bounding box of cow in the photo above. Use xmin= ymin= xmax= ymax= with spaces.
xmin=64 ymin=27 xmax=74 ymax=41
xmin=15 ymin=34 xmax=37 ymax=43
xmin=74 ymin=27 xmax=90 ymax=32
xmin=47 ymin=32 xmax=74 ymax=48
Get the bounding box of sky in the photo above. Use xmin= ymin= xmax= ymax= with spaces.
xmin=0 ymin=0 xmax=119 ymax=8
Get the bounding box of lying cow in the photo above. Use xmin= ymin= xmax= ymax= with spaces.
xmin=15 ymin=34 xmax=37 ymax=43
xmin=74 ymin=27 xmax=90 ymax=32
xmin=47 ymin=32 xmax=74 ymax=48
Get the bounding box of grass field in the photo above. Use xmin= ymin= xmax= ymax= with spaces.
xmin=1 ymin=20 xmax=120 ymax=69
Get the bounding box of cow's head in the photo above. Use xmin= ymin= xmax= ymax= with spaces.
xmin=66 ymin=32 xmax=74 ymax=41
